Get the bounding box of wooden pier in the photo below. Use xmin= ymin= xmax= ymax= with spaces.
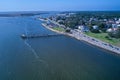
xmin=21 ymin=34 xmax=63 ymax=39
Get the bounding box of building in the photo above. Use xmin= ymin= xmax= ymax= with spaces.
xmin=92 ymin=25 xmax=99 ymax=30
xmin=78 ymin=25 xmax=89 ymax=32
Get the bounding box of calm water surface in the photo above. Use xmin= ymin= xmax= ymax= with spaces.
xmin=0 ymin=14 xmax=120 ymax=80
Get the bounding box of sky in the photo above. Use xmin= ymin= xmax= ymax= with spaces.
xmin=0 ymin=0 xmax=120 ymax=11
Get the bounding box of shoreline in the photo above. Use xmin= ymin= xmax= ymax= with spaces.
xmin=41 ymin=23 xmax=75 ymax=38
xmin=41 ymin=23 xmax=120 ymax=55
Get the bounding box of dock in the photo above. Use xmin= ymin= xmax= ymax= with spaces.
xmin=21 ymin=34 xmax=63 ymax=39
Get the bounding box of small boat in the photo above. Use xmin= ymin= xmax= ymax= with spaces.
xmin=21 ymin=34 xmax=27 ymax=39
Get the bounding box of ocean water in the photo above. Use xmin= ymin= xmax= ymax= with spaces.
xmin=0 ymin=14 xmax=120 ymax=80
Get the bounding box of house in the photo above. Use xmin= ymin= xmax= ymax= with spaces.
xmin=107 ymin=24 xmax=120 ymax=33
xmin=92 ymin=25 xmax=99 ymax=30
xmin=78 ymin=25 xmax=89 ymax=32
xmin=57 ymin=20 xmax=64 ymax=24
xmin=65 ymin=27 xmax=71 ymax=33
xmin=91 ymin=25 xmax=100 ymax=33
xmin=112 ymin=24 xmax=117 ymax=31
xmin=107 ymin=28 xmax=113 ymax=33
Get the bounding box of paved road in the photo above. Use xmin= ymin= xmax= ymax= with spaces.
xmin=71 ymin=29 xmax=120 ymax=54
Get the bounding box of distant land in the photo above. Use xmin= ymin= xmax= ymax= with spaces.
xmin=1 ymin=11 xmax=120 ymax=17
xmin=0 ymin=11 xmax=49 ymax=17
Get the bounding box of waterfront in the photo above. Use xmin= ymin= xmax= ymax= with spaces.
xmin=0 ymin=14 xmax=120 ymax=80
xmin=42 ymin=19 xmax=120 ymax=54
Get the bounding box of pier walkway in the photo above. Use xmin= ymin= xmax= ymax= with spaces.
xmin=21 ymin=34 xmax=63 ymax=39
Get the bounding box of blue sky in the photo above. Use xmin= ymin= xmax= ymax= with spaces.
xmin=0 ymin=0 xmax=120 ymax=11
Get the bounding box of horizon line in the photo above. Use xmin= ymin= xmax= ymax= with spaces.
xmin=0 ymin=10 xmax=120 ymax=13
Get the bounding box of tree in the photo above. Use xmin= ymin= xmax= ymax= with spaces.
xmin=108 ymin=27 xmax=120 ymax=38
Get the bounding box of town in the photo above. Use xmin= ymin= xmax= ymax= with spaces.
xmin=45 ymin=12 xmax=120 ymax=45
xmin=39 ymin=11 xmax=120 ymax=54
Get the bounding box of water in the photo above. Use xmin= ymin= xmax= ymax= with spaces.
xmin=0 ymin=14 xmax=120 ymax=80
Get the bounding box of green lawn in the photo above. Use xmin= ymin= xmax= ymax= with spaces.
xmin=52 ymin=27 xmax=65 ymax=32
xmin=85 ymin=32 xmax=120 ymax=47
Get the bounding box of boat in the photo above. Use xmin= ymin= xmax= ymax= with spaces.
xmin=21 ymin=34 xmax=27 ymax=39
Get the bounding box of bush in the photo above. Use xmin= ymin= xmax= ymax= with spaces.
xmin=105 ymin=36 xmax=112 ymax=40
xmin=108 ymin=30 xmax=120 ymax=38
xmin=91 ymin=29 xmax=100 ymax=33
xmin=101 ymin=28 xmax=107 ymax=32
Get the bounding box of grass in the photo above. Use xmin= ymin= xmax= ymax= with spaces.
xmin=85 ymin=32 xmax=120 ymax=47
xmin=52 ymin=27 xmax=65 ymax=32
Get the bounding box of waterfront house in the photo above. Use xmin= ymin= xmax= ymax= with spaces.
xmin=92 ymin=25 xmax=99 ymax=30
xmin=78 ymin=25 xmax=89 ymax=32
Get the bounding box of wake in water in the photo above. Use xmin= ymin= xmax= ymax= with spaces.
xmin=24 ymin=23 xmax=39 ymax=59
xmin=23 ymin=24 xmax=48 ymax=66
xmin=24 ymin=40 xmax=48 ymax=67
xmin=24 ymin=40 xmax=39 ymax=59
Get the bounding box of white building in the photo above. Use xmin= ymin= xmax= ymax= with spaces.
xmin=107 ymin=28 xmax=113 ymax=33
xmin=92 ymin=25 xmax=99 ymax=30
xmin=78 ymin=25 xmax=89 ymax=32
